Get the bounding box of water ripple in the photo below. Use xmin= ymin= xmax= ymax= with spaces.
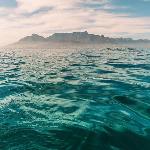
xmin=0 ymin=48 xmax=150 ymax=149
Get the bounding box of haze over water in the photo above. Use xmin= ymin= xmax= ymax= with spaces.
xmin=0 ymin=47 xmax=150 ymax=150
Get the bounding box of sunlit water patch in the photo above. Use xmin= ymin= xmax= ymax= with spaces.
xmin=0 ymin=48 xmax=150 ymax=150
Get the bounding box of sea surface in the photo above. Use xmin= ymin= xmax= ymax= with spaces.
xmin=0 ymin=48 xmax=150 ymax=150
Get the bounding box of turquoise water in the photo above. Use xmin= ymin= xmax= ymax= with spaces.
xmin=0 ymin=48 xmax=150 ymax=150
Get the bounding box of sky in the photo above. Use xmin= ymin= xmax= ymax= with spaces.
xmin=0 ymin=0 xmax=150 ymax=46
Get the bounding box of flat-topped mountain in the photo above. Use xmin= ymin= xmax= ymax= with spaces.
xmin=6 ymin=31 xmax=150 ymax=48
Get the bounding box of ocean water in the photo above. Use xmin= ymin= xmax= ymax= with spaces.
xmin=0 ymin=48 xmax=150 ymax=150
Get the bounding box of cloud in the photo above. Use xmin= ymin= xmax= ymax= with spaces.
xmin=0 ymin=0 xmax=150 ymax=46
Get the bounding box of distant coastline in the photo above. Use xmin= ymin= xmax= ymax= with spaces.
xmin=4 ymin=31 xmax=150 ymax=49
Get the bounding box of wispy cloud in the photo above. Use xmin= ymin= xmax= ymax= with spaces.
xmin=0 ymin=0 xmax=150 ymax=46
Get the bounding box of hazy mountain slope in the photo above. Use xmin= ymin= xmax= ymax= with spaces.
xmin=4 ymin=31 xmax=150 ymax=49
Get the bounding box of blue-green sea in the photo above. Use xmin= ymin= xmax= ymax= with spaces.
xmin=0 ymin=48 xmax=150 ymax=150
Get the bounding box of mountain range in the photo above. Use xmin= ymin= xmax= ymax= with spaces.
xmin=6 ymin=31 xmax=150 ymax=49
